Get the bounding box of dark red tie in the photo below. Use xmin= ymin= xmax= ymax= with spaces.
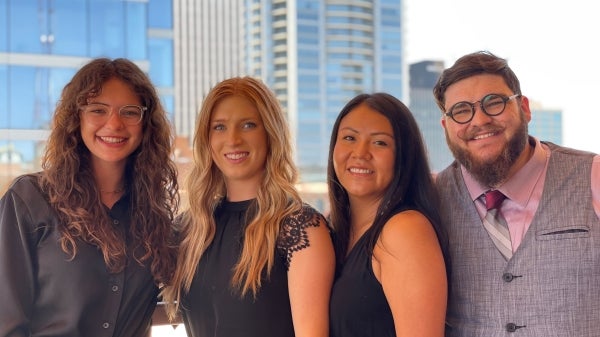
xmin=482 ymin=190 xmax=512 ymax=260
xmin=485 ymin=190 xmax=506 ymax=211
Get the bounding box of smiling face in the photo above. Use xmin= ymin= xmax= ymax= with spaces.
xmin=80 ymin=77 xmax=143 ymax=171
xmin=333 ymin=103 xmax=395 ymax=204
xmin=209 ymin=95 xmax=268 ymax=199
xmin=441 ymin=73 xmax=532 ymax=187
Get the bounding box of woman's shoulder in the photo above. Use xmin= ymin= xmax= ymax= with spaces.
xmin=2 ymin=172 xmax=56 ymax=237
xmin=282 ymin=202 xmax=326 ymax=230
xmin=4 ymin=172 xmax=46 ymax=203
xmin=378 ymin=210 xmax=436 ymax=245
xmin=7 ymin=172 xmax=42 ymax=191
xmin=277 ymin=203 xmax=328 ymax=267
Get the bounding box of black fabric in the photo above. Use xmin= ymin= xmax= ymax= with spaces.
xmin=329 ymin=227 xmax=396 ymax=337
xmin=0 ymin=174 xmax=158 ymax=337
xmin=181 ymin=199 xmax=322 ymax=337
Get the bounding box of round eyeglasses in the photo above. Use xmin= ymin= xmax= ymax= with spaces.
xmin=444 ymin=93 xmax=521 ymax=124
xmin=81 ymin=103 xmax=146 ymax=126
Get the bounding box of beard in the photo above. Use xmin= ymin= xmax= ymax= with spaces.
xmin=446 ymin=112 xmax=529 ymax=188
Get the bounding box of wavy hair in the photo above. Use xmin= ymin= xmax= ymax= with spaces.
xmin=164 ymin=76 xmax=302 ymax=319
xmin=433 ymin=50 xmax=522 ymax=112
xmin=39 ymin=58 xmax=179 ymax=285
xmin=327 ymin=93 xmax=448 ymax=268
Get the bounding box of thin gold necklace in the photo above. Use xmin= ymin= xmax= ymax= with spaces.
xmin=100 ymin=185 xmax=126 ymax=194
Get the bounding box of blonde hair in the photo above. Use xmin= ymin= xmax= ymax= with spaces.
xmin=163 ymin=76 xmax=302 ymax=319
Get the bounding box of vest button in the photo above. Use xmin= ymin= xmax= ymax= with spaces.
xmin=502 ymin=273 xmax=514 ymax=282
xmin=506 ymin=323 xmax=517 ymax=332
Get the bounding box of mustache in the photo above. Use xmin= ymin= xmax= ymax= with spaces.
xmin=463 ymin=125 xmax=503 ymax=140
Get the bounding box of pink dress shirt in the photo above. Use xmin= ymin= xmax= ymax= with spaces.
xmin=462 ymin=137 xmax=600 ymax=251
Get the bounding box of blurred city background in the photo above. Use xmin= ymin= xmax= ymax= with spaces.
xmin=0 ymin=1 xmax=592 ymax=334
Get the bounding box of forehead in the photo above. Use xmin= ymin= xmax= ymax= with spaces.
xmin=211 ymin=95 xmax=260 ymax=120
xmin=88 ymin=77 xmax=140 ymax=104
xmin=340 ymin=104 xmax=393 ymax=134
xmin=444 ymin=74 xmax=510 ymax=107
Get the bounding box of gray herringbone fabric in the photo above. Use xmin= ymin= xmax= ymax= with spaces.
xmin=482 ymin=190 xmax=512 ymax=260
xmin=437 ymin=141 xmax=600 ymax=337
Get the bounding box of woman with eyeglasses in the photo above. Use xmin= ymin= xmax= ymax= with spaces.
xmin=0 ymin=58 xmax=179 ymax=337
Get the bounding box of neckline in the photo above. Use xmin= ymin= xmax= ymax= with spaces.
xmin=345 ymin=227 xmax=372 ymax=260
xmin=220 ymin=198 xmax=255 ymax=211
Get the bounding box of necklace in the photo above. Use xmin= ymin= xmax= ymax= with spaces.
xmin=100 ymin=185 xmax=126 ymax=194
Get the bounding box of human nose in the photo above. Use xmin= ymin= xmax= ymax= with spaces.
xmin=469 ymin=102 xmax=493 ymax=125
xmin=351 ymin=140 xmax=371 ymax=160
xmin=104 ymin=108 xmax=125 ymax=128
xmin=226 ymin=128 xmax=242 ymax=145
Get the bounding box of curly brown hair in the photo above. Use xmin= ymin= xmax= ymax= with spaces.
xmin=39 ymin=58 xmax=179 ymax=285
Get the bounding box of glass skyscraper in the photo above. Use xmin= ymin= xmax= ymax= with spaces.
xmin=2 ymin=0 xmax=406 ymax=212
xmin=0 ymin=0 xmax=174 ymax=190
xmin=247 ymin=0 xmax=405 ymax=182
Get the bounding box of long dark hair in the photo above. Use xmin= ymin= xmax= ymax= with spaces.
xmin=327 ymin=92 xmax=447 ymax=268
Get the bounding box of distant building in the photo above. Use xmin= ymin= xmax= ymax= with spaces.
xmin=172 ymin=0 xmax=246 ymax=143
xmin=1 ymin=1 xmax=175 ymax=190
xmin=0 ymin=143 xmax=23 ymax=164
xmin=408 ymin=60 xmax=454 ymax=172
xmin=244 ymin=0 xmax=406 ymax=182
xmin=174 ymin=0 xmax=406 ymax=212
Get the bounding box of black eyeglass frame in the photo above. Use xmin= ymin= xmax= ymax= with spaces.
xmin=444 ymin=93 xmax=521 ymax=124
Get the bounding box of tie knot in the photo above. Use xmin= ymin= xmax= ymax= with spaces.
xmin=485 ymin=190 xmax=506 ymax=210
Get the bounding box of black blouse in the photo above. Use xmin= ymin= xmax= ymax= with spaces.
xmin=329 ymin=227 xmax=396 ymax=337
xmin=181 ymin=199 xmax=323 ymax=337
xmin=0 ymin=174 xmax=158 ymax=337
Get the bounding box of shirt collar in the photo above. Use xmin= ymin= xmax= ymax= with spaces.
xmin=462 ymin=136 xmax=549 ymax=206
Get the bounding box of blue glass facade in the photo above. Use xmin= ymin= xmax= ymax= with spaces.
xmin=292 ymin=0 xmax=404 ymax=178
xmin=0 ymin=0 xmax=174 ymax=187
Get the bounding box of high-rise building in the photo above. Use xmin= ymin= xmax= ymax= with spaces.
xmin=2 ymin=0 xmax=406 ymax=209
xmin=245 ymin=0 xmax=405 ymax=182
xmin=0 ymin=0 xmax=175 ymax=191
xmin=409 ymin=60 xmax=453 ymax=172
xmin=173 ymin=0 xmax=246 ymax=141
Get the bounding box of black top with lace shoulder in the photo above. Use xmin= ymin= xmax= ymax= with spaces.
xmin=181 ymin=199 xmax=324 ymax=337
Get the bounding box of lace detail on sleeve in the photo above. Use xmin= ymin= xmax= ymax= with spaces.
xmin=277 ymin=204 xmax=324 ymax=270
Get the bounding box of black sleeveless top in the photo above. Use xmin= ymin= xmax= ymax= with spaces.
xmin=181 ymin=199 xmax=323 ymax=337
xmin=329 ymin=227 xmax=396 ymax=336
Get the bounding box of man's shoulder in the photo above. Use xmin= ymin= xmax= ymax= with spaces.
xmin=435 ymin=161 xmax=461 ymax=183
xmin=543 ymin=141 xmax=598 ymax=157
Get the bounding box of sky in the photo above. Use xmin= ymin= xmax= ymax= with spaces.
xmin=404 ymin=0 xmax=600 ymax=153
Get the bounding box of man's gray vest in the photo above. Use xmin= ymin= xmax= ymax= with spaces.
xmin=437 ymin=143 xmax=600 ymax=337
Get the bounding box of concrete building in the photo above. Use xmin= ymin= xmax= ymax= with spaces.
xmin=408 ymin=60 xmax=454 ymax=172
